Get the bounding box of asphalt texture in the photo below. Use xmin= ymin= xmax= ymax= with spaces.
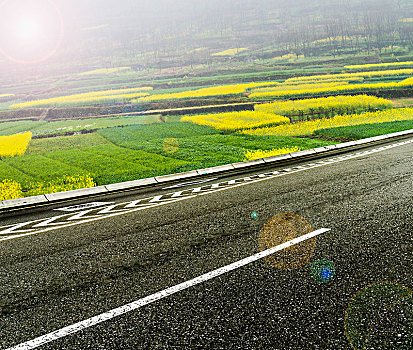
xmin=0 ymin=138 xmax=412 ymax=350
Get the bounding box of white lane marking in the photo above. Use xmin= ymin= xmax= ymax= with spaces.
xmin=1 ymin=138 xmax=413 ymax=242
xmin=162 ymin=177 xmax=218 ymax=190
xmin=6 ymin=228 xmax=330 ymax=350
xmin=54 ymin=202 xmax=114 ymax=212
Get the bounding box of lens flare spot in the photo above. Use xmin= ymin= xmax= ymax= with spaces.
xmin=311 ymin=259 xmax=335 ymax=283
xmin=163 ymin=138 xmax=179 ymax=154
xmin=345 ymin=282 xmax=413 ymax=350
xmin=258 ymin=213 xmax=316 ymax=270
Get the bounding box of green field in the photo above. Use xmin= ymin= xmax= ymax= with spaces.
xmin=0 ymin=115 xmax=162 ymax=136
xmin=0 ymin=121 xmax=336 ymax=191
xmin=314 ymin=120 xmax=413 ymax=140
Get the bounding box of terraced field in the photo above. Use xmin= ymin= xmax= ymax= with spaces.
xmin=3 ymin=56 xmax=413 ymax=200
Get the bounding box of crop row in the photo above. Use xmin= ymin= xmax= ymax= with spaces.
xmin=344 ymin=61 xmax=413 ymax=70
xmin=0 ymin=94 xmax=14 ymax=99
xmin=254 ymin=76 xmax=364 ymax=87
xmin=285 ymin=68 xmax=413 ymax=83
xmin=0 ymin=115 xmax=160 ymax=137
xmin=211 ymin=48 xmax=247 ymax=56
xmin=134 ymin=82 xmax=281 ymax=103
xmin=250 ymin=81 xmax=352 ymax=94
xmin=11 ymin=87 xmax=153 ymax=109
xmin=248 ymin=78 xmax=413 ymax=99
xmin=181 ymin=111 xmax=289 ymax=131
xmin=314 ymin=119 xmax=413 ymax=140
xmin=239 ymin=107 xmax=413 ymax=137
xmin=255 ymin=95 xmax=393 ymax=118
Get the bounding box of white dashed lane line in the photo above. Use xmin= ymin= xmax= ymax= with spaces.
xmin=162 ymin=177 xmax=218 ymax=189
xmin=1 ymin=139 xmax=412 ymax=242
xmin=54 ymin=202 xmax=115 ymax=212
xmin=6 ymin=228 xmax=330 ymax=350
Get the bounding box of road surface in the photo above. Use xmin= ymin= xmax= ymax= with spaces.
xmin=0 ymin=138 xmax=412 ymax=349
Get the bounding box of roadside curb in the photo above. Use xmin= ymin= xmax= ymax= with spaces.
xmin=2 ymin=128 xmax=413 ymax=211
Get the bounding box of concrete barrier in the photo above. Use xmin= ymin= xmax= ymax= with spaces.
xmin=197 ymin=164 xmax=235 ymax=175
xmin=105 ymin=178 xmax=158 ymax=191
xmin=155 ymin=170 xmax=199 ymax=183
xmin=232 ymin=158 xmax=265 ymax=169
xmin=290 ymin=149 xmax=317 ymax=158
xmin=0 ymin=195 xmax=48 ymax=209
xmin=313 ymin=146 xmax=329 ymax=153
xmin=45 ymin=186 xmax=108 ymax=202
xmin=263 ymin=153 xmax=292 ymax=163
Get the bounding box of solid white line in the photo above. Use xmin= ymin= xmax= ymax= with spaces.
xmin=6 ymin=228 xmax=330 ymax=350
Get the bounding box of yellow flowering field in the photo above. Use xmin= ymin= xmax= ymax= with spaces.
xmin=345 ymin=61 xmax=413 ymax=70
xmin=136 ymin=82 xmax=280 ymax=103
xmin=274 ymin=77 xmax=363 ymax=87
xmin=0 ymin=179 xmax=23 ymax=201
xmin=0 ymin=93 xmax=14 ymax=99
xmin=211 ymin=48 xmax=247 ymax=56
xmin=0 ymin=174 xmax=96 ymax=200
xmin=11 ymin=87 xmax=153 ymax=109
xmin=271 ymin=53 xmax=303 ymax=61
xmin=255 ymin=95 xmax=392 ymax=117
xmin=0 ymin=132 xmax=32 ymax=159
xmin=27 ymin=174 xmax=96 ymax=196
xmin=401 ymin=77 xmax=413 ymax=84
xmin=181 ymin=111 xmax=289 ymax=131
xmin=79 ymin=67 xmax=132 ymax=75
xmin=244 ymin=147 xmax=300 ymax=161
xmin=249 ymin=80 xmax=413 ymax=99
xmin=284 ymin=69 xmax=413 ymax=84
xmin=250 ymin=81 xmax=350 ymax=94
xmin=239 ymin=108 xmax=413 ymax=137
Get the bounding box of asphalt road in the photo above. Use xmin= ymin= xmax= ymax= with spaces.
xmin=0 ymin=138 xmax=412 ymax=349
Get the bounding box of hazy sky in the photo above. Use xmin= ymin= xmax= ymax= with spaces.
xmin=0 ymin=0 xmax=411 ymax=74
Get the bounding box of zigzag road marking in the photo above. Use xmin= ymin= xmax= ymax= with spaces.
xmin=1 ymin=139 xmax=412 ymax=242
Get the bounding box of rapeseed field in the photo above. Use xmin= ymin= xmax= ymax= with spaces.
xmin=181 ymin=111 xmax=289 ymax=131
xmin=243 ymin=147 xmax=300 ymax=161
xmin=211 ymin=48 xmax=247 ymax=56
xmin=255 ymin=95 xmax=392 ymax=117
xmin=11 ymin=87 xmax=152 ymax=109
xmin=0 ymin=179 xmax=23 ymax=201
xmin=0 ymin=132 xmax=32 ymax=159
xmin=240 ymin=108 xmax=413 ymax=137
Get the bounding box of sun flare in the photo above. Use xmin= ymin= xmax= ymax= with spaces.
xmin=16 ymin=16 xmax=41 ymax=40
xmin=0 ymin=0 xmax=64 ymax=64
